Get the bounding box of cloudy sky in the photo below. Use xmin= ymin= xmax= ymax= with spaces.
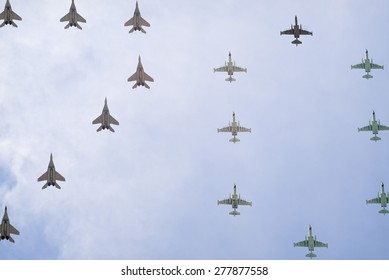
xmin=0 ymin=0 xmax=389 ymax=260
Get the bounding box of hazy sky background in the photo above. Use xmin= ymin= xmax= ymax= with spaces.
xmin=1 ymin=0 xmax=389 ymax=260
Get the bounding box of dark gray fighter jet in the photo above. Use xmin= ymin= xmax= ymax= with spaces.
xmin=128 ymin=56 xmax=154 ymax=89
xmin=60 ymin=0 xmax=86 ymax=30
xmin=92 ymin=98 xmax=119 ymax=132
xmin=37 ymin=154 xmax=65 ymax=189
xmin=281 ymin=16 xmax=312 ymax=46
xmin=0 ymin=0 xmax=22 ymax=28
xmin=125 ymin=1 xmax=150 ymax=33
xmin=0 ymin=206 xmax=19 ymax=243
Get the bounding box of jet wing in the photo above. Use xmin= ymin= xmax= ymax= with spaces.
xmin=238 ymin=126 xmax=251 ymax=133
xmin=294 ymin=240 xmax=308 ymax=247
xmin=55 ymin=171 xmax=65 ymax=181
xmin=218 ymin=198 xmax=232 ymax=205
xmin=351 ymin=63 xmax=365 ymax=69
xmin=299 ymin=29 xmax=312 ymax=35
xmin=217 ymin=126 xmax=232 ymax=133
xmin=314 ymin=240 xmax=328 ymax=248
xmin=127 ymin=72 xmax=138 ymax=82
xmin=238 ymin=199 xmax=252 ymax=206
xmin=8 ymin=224 xmax=20 ymax=235
xmin=378 ymin=124 xmax=389 ymax=131
xmin=76 ymin=13 xmax=86 ymax=23
xmin=60 ymin=13 xmax=70 ymax=22
xmin=11 ymin=11 xmax=22 ymax=21
xmin=366 ymin=197 xmax=380 ymax=204
xmin=0 ymin=11 xmax=4 ymax=20
xmin=140 ymin=17 xmax=150 ymax=27
xmin=92 ymin=115 xmax=103 ymax=124
xmin=358 ymin=125 xmax=372 ymax=132
xmin=280 ymin=29 xmax=294 ymax=35
xmin=124 ymin=17 xmax=134 ymax=26
xmin=233 ymin=66 xmax=247 ymax=72
xmin=214 ymin=66 xmax=228 ymax=72
xmin=37 ymin=171 xmax=48 ymax=182
xmin=109 ymin=115 xmax=119 ymax=126
xmin=143 ymin=72 xmax=154 ymax=82
xmin=371 ymin=63 xmax=384 ymax=70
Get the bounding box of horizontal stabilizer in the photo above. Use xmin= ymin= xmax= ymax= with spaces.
xmin=8 ymin=236 xmax=15 ymax=243
xmin=379 ymin=209 xmax=389 ymax=215
xmin=64 ymin=23 xmax=70 ymax=29
xmin=144 ymin=82 xmax=150 ymax=89
xmin=229 ymin=210 xmax=240 ymax=216
xmin=292 ymin=39 xmax=302 ymax=45
xmin=306 ymin=252 xmax=317 ymax=258
xmin=363 ymin=74 xmax=373 ymax=79
xmin=229 ymin=137 xmax=240 ymax=143
xmin=54 ymin=183 xmax=61 ymax=190
xmin=370 ymin=136 xmax=381 ymax=141
xmin=42 ymin=183 xmax=48 ymax=189
xmin=225 ymin=77 xmax=236 ymax=82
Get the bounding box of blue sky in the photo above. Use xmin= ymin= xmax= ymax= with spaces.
xmin=0 ymin=0 xmax=389 ymax=259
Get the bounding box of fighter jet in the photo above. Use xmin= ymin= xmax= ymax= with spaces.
xmin=124 ymin=1 xmax=150 ymax=34
xmin=0 ymin=0 xmax=22 ymax=28
xmin=294 ymin=225 xmax=328 ymax=259
xmin=351 ymin=50 xmax=384 ymax=79
xmin=366 ymin=182 xmax=389 ymax=215
xmin=280 ymin=16 xmax=312 ymax=46
xmin=37 ymin=154 xmax=65 ymax=189
xmin=0 ymin=206 xmax=19 ymax=243
xmin=128 ymin=56 xmax=154 ymax=89
xmin=214 ymin=52 xmax=247 ymax=82
xmin=217 ymin=112 xmax=251 ymax=143
xmin=60 ymin=0 xmax=86 ymax=30
xmin=217 ymin=184 xmax=252 ymax=216
xmin=92 ymin=98 xmax=119 ymax=132
xmin=358 ymin=111 xmax=389 ymax=141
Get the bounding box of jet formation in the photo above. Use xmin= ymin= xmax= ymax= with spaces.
xmin=214 ymin=52 xmax=247 ymax=82
xmin=60 ymin=0 xmax=86 ymax=30
xmin=128 ymin=56 xmax=154 ymax=89
xmin=294 ymin=226 xmax=328 ymax=259
xmin=280 ymin=16 xmax=312 ymax=46
xmin=351 ymin=50 xmax=384 ymax=79
xmin=37 ymin=154 xmax=66 ymax=189
xmin=366 ymin=183 xmax=389 ymax=215
xmin=217 ymin=184 xmax=252 ymax=216
xmin=0 ymin=0 xmax=21 ymax=28
xmin=0 ymin=206 xmax=19 ymax=243
xmin=358 ymin=111 xmax=389 ymax=141
xmin=217 ymin=112 xmax=251 ymax=143
xmin=124 ymin=1 xmax=150 ymax=33
xmin=92 ymin=98 xmax=119 ymax=132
